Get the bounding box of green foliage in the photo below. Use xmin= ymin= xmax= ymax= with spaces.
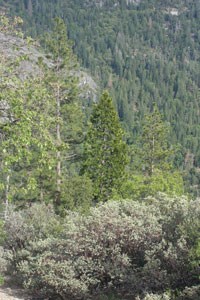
xmin=5 ymin=203 xmax=61 ymax=244
xmin=0 ymin=220 xmax=6 ymax=245
xmin=0 ymin=275 xmax=4 ymax=286
xmin=4 ymin=0 xmax=200 ymax=192
xmin=44 ymin=17 xmax=75 ymax=67
xmin=3 ymin=195 xmax=200 ymax=299
xmin=175 ymin=286 xmax=200 ymax=300
xmin=0 ymin=13 xmax=23 ymax=36
xmin=114 ymin=171 xmax=184 ymax=200
xmin=42 ymin=18 xmax=84 ymax=210
xmin=136 ymin=293 xmax=171 ymax=300
xmin=0 ymin=70 xmax=56 ymax=206
xmin=82 ymin=91 xmax=128 ymax=202
xmin=126 ymin=107 xmax=184 ymax=198
xmin=138 ymin=106 xmax=174 ymax=176
xmin=0 ymin=221 xmax=6 ymax=286
xmin=0 ymin=17 xmax=86 ymax=212
xmin=0 ymin=246 xmax=8 ymax=286
xmin=97 ymin=294 xmax=122 ymax=300
xmin=189 ymin=213 xmax=200 ymax=274
xmin=60 ymin=175 xmax=93 ymax=213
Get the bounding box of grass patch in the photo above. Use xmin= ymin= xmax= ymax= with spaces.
xmin=0 ymin=275 xmax=4 ymax=286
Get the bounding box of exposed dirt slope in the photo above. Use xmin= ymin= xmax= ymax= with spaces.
xmin=0 ymin=286 xmax=30 ymax=300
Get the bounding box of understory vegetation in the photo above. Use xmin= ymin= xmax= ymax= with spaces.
xmin=0 ymin=195 xmax=200 ymax=299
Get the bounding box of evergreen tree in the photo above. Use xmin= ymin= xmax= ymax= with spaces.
xmin=124 ymin=105 xmax=184 ymax=199
xmin=2 ymin=0 xmax=200 ymax=193
xmin=43 ymin=18 xmax=84 ymax=210
xmin=140 ymin=105 xmax=173 ymax=176
xmin=82 ymin=91 xmax=128 ymax=202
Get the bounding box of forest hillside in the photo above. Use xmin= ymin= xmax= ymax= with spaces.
xmin=2 ymin=0 xmax=200 ymax=193
xmin=0 ymin=3 xmax=200 ymax=300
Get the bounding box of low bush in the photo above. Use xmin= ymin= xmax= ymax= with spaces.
xmin=2 ymin=195 xmax=200 ymax=299
xmin=136 ymin=293 xmax=171 ymax=300
xmin=176 ymin=285 xmax=200 ymax=300
xmin=0 ymin=219 xmax=7 ymax=285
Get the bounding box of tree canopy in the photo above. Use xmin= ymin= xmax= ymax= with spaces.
xmin=82 ymin=91 xmax=128 ymax=202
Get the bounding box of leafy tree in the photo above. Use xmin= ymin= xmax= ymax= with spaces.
xmin=82 ymin=91 xmax=128 ymax=202
xmin=0 ymin=16 xmax=86 ymax=213
xmin=0 ymin=68 xmax=56 ymax=210
xmin=0 ymin=15 xmax=54 ymax=212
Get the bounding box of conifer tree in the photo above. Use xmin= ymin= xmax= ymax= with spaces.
xmin=82 ymin=91 xmax=128 ymax=202
xmin=123 ymin=105 xmax=184 ymax=199
xmin=43 ymin=18 xmax=83 ymax=209
xmin=140 ymin=105 xmax=173 ymax=176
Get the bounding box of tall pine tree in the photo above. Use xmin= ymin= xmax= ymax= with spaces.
xmin=82 ymin=91 xmax=128 ymax=202
xmin=43 ymin=18 xmax=84 ymax=210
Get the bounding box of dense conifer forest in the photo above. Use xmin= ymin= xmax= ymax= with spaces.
xmin=0 ymin=1 xmax=200 ymax=299
xmin=2 ymin=0 xmax=200 ymax=193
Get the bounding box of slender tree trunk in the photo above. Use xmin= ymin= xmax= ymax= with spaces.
xmin=150 ymin=135 xmax=155 ymax=176
xmin=56 ymin=84 xmax=61 ymax=206
xmin=4 ymin=173 xmax=10 ymax=219
xmin=27 ymin=0 xmax=33 ymax=16
xmin=40 ymin=179 xmax=44 ymax=202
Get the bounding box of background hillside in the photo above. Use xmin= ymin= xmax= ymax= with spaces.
xmin=1 ymin=5 xmax=200 ymax=299
xmin=1 ymin=0 xmax=200 ymax=193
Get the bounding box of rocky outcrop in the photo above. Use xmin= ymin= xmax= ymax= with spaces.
xmin=0 ymin=32 xmax=98 ymax=99
xmin=0 ymin=32 xmax=51 ymax=79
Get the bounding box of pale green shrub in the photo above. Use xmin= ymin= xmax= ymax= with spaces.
xmin=0 ymin=220 xmax=7 ymax=285
xmin=136 ymin=293 xmax=171 ymax=300
xmin=11 ymin=201 xmax=162 ymax=298
xmin=0 ymin=246 xmax=7 ymax=285
xmin=4 ymin=203 xmax=61 ymax=248
xmin=3 ymin=203 xmax=61 ymax=274
xmin=3 ymin=195 xmax=200 ymax=299
xmin=142 ymin=194 xmax=200 ymax=286
xmin=0 ymin=246 xmax=7 ymax=273
xmin=176 ymin=285 xmax=200 ymax=300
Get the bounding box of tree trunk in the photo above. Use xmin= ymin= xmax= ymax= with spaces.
xmin=27 ymin=0 xmax=33 ymax=16
xmin=56 ymin=84 xmax=61 ymax=206
xmin=4 ymin=173 xmax=10 ymax=219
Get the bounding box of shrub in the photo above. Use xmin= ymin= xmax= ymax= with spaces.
xmin=3 ymin=203 xmax=61 ymax=273
xmin=0 ymin=246 xmax=7 ymax=285
xmin=2 ymin=195 xmax=200 ymax=299
xmin=0 ymin=219 xmax=7 ymax=285
xmin=136 ymin=293 xmax=171 ymax=300
xmin=176 ymin=285 xmax=200 ymax=300
xmin=5 ymin=201 xmax=162 ymax=298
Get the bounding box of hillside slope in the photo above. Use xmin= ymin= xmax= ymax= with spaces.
xmin=1 ymin=0 xmax=200 ymax=192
